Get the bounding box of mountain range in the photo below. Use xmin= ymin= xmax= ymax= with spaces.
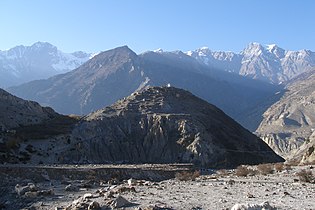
xmin=186 ymin=42 xmax=315 ymax=84
xmin=0 ymin=42 xmax=92 ymax=87
xmin=8 ymin=46 xmax=281 ymax=132
xmin=1 ymin=42 xmax=314 ymax=89
xmin=2 ymin=42 xmax=315 ymax=163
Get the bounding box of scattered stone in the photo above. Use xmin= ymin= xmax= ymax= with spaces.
xmin=61 ymin=180 xmax=71 ymax=185
xmin=226 ymin=179 xmax=236 ymax=185
xmin=283 ymin=191 xmax=290 ymax=196
xmin=191 ymin=207 xmax=202 ymax=210
xmin=110 ymin=195 xmax=133 ymax=208
xmin=231 ymin=201 xmax=275 ymax=210
xmin=109 ymin=185 xmax=117 ymax=190
xmin=148 ymin=202 xmax=174 ymax=209
xmin=65 ymin=184 xmax=79 ymax=192
xmin=246 ymin=193 xmax=255 ymax=198
xmin=115 ymin=186 xmax=136 ymax=194
xmin=41 ymin=171 xmax=50 ymax=181
xmin=24 ymin=191 xmax=38 ymax=198
xmin=15 ymin=183 xmax=38 ymax=196
xmin=79 ymin=180 xmax=93 ymax=188
xmin=88 ymin=201 xmax=100 ymax=210
xmin=38 ymin=189 xmax=54 ymax=196
xmin=66 ymin=197 xmax=89 ymax=210
xmin=83 ymin=193 xmax=94 ymax=200
xmin=127 ymin=178 xmax=136 ymax=186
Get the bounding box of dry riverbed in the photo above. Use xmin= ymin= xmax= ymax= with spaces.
xmin=0 ymin=164 xmax=314 ymax=210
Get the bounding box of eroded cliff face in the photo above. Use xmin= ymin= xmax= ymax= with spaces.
xmin=256 ymin=70 xmax=315 ymax=160
xmin=65 ymin=87 xmax=283 ymax=168
xmin=287 ymin=131 xmax=315 ymax=164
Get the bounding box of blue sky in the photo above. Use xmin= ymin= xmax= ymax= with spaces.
xmin=0 ymin=0 xmax=314 ymax=53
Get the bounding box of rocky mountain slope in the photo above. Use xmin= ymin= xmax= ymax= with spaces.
xmin=8 ymin=46 xmax=145 ymax=115
xmin=8 ymin=46 xmax=280 ymax=131
xmin=0 ymin=42 xmax=91 ymax=87
xmin=0 ymin=88 xmax=57 ymax=131
xmin=256 ymin=70 xmax=315 ymax=161
xmin=0 ymin=88 xmax=78 ymax=164
xmin=0 ymin=86 xmax=283 ymax=167
xmin=63 ymin=86 xmax=283 ymax=168
xmin=187 ymin=43 xmax=315 ymax=84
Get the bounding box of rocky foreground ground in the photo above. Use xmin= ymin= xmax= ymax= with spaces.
xmin=0 ymin=164 xmax=314 ymax=210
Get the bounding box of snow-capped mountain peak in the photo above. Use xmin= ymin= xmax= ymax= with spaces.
xmin=266 ymin=44 xmax=277 ymax=51
xmin=153 ymin=48 xmax=164 ymax=53
xmin=0 ymin=42 xmax=92 ymax=88
xmin=186 ymin=42 xmax=315 ymax=84
xmin=242 ymin=42 xmax=265 ymax=56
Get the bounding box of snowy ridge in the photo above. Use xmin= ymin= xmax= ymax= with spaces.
xmin=0 ymin=42 xmax=92 ymax=88
xmin=185 ymin=43 xmax=315 ymax=84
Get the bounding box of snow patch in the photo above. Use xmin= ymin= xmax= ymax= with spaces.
xmin=153 ymin=48 xmax=164 ymax=53
xmin=89 ymin=52 xmax=101 ymax=59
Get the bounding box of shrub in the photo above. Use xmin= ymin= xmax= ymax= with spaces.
xmin=296 ymin=169 xmax=314 ymax=183
xmin=274 ymin=163 xmax=284 ymax=172
xmin=216 ymin=169 xmax=229 ymax=177
xmin=257 ymin=163 xmax=274 ymax=175
xmin=284 ymin=164 xmax=292 ymax=170
xmin=235 ymin=166 xmax=251 ymax=177
xmin=5 ymin=137 xmax=20 ymax=149
xmin=175 ymin=170 xmax=200 ymax=181
xmin=286 ymin=160 xmax=300 ymax=167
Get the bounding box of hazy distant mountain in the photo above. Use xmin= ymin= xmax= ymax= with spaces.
xmin=0 ymin=42 xmax=92 ymax=87
xmin=8 ymin=46 xmax=280 ymax=130
xmin=187 ymin=43 xmax=315 ymax=84
xmin=256 ymin=69 xmax=315 ymax=160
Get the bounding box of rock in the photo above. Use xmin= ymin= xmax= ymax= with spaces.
xmin=127 ymin=178 xmax=136 ymax=186
xmin=246 ymin=193 xmax=255 ymax=198
xmin=226 ymin=179 xmax=236 ymax=185
xmin=41 ymin=171 xmax=50 ymax=181
xmin=114 ymin=186 xmax=136 ymax=194
xmin=148 ymin=202 xmax=174 ymax=209
xmin=15 ymin=183 xmax=38 ymax=196
xmin=109 ymin=185 xmax=117 ymax=190
xmin=88 ymin=201 xmax=100 ymax=210
xmin=24 ymin=191 xmax=39 ymax=198
xmin=65 ymin=184 xmax=79 ymax=192
xmin=110 ymin=195 xmax=132 ymax=208
xmin=231 ymin=201 xmax=275 ymax=210
xmin=83 ymin=193 xmax=94 ymax=200
xmin=283 ymin=191 xmax=291 ymax=196
xmin=38 ymin=189 xmax=54 ymax=196
xmin=67 ymin=197 xmax=90 ymax=210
